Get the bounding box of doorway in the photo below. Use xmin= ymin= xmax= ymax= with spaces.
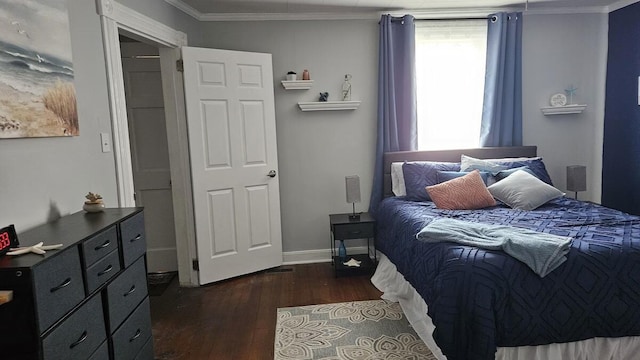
xmin=97 ymin=0 xmax=198 ymax=286
xmin=119 ymin=35 xmax=178 ymax=276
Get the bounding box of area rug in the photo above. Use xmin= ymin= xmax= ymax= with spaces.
xmin=274 ymin=299 xmax=436 ymax=360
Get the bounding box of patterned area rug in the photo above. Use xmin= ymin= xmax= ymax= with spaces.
xmin=274 ymin=300 xmax=436 ymax=360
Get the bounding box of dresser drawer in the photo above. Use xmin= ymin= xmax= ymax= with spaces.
xmin=112 ymin=297 xmax=152 ymax=360
xmin=85 ymin=250 xmax=122 ymax=293
xmin=134 ymin=336 xmax=155 ymax=360
xmin=82 ymin=226 xmax=118 ymax=268
xmin=333 ymin=222 xmax=375 ymax=240
xmin=88 ymin=341 xmax=110 ymax=360
xmin=120 ymin=212 xmax=146 ymax=268
xmin=41 ymin=294 xmax=106 ymax=360
xmin=105 ymin=256 xmax=148 ymax=333
xmin=33 ymin=247 xmax=85 ymax=334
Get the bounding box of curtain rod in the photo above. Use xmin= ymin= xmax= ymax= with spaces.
xmin=414 ymin=17 xmax=487 ymax=21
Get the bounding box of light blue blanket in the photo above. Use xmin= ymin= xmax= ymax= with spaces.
xmin=416 ymin=218 xmax=572 ymax=277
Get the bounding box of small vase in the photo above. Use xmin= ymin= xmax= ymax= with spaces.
xmin=302 ymin=69 xmax=310 ymax=80
xmin=338 ymin=240 xmax=347 ymax=260
xmin=83 ymin=202 xmax=105 ymax=213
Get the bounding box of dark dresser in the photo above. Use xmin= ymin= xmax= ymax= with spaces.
xmin=0 ymin=208 xmax=153 ymax=360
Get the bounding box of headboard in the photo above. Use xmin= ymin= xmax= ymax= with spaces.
xmin=383 ymin=146 xmax=538 ymax=197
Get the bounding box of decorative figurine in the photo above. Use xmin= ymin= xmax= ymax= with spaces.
xmin=319 ymin=92 xmax=329 ymax=102
xmin=342 ymin=74 xmax=352 ymax=101
xmin=565 ymin=85 xmax=577 ymax=105
xmin=83 ymin=192 xmax=105 ymax=213
xmin=302 ymin=69 xmax=310 ymax=80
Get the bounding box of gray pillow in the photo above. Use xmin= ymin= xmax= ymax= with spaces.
xmin=487 ymin=170 xmax=565 ymax=211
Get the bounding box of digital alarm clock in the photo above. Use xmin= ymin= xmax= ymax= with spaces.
xmin=0 ymin=225 xmax=19 ymax=256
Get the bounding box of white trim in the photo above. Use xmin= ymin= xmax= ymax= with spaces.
xmin=163 ymin=0 xmax=203 ymax=20
xmin=98 ymin=9 xmax=134 ymax=208
xmin=198 ymin=12 xmax=378 ymax=21
xmin=96 ymin=0 xmax=198 ymax=286
xmin=282 ymin=246 xmax=372 ymax=265
xmin=164 ymin=0 xmax=612 ymax=21
xmin=523 ymin=6 xmax=607 ymax=15
xmin=607 ymin=0 xmax=640 ymax=12
xmin=97 ymin=0 xmax=187 ymax=46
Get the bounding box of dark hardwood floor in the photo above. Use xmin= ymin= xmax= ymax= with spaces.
xmin=149 ymin=263 xmax=382 ymax=360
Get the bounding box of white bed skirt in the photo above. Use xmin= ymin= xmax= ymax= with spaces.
xmin=371 ymin=254 xmax=640 ymax=360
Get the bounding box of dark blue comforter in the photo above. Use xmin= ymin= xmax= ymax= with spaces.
xmin=375 ymin=196 xmax=640 ymax=360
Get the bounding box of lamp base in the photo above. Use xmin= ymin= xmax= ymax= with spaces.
xmin=348 ymin=213 xmax=360 ymax=221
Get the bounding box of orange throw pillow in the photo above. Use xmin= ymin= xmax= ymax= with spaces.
xmin=426 ymin=170 xmax=496 ymax=210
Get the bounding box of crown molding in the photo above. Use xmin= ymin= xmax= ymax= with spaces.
xmin=164 ymin=0 xmax=203 ymax=20
xmin=607 ymin=0 xmax=640 ymax=12
xmin=198 ymin=11 xmax=379 ymax=21
xmin=164 ymin=0 xmax=625 ymax=22
xmin=523 ymin=6 xmax=607 ymax=14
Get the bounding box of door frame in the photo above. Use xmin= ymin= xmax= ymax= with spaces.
xmin=96 ymin=0 xmax=198 ymax=285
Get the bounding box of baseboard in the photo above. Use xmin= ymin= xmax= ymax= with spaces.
xmin=283 ymin=246 xmax=370 ymax=265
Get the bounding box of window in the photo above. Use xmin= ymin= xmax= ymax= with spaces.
xmin=415 ymin=20 xmax=488 ymax=150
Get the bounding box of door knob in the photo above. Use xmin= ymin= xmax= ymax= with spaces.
xmin=267 ymin=170 xmax=277 ymax=178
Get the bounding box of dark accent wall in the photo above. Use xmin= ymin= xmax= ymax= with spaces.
xmin=602 ymin=3 xmax=640 ymax=215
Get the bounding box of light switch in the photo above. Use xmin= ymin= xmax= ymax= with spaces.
xmin=101 ymin=133 xmax=111 ymax=153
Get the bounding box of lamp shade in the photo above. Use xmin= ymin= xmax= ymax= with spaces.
xmin=345 ymin=175 xmax=361 ymax=203
xmin=566 ymin=165 xmax=586 ymax=192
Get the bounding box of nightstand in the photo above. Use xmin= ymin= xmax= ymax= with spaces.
xmin=329 ymin=212 xmax=377 ymax=277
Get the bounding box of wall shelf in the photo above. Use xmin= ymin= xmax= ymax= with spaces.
xmin=281 ymin=80 xmax=313 ymax=90
xmin=541 ymin=104 xmax=587 ymax=116
xmin=298 ymin=101 xmax=361 ymax=112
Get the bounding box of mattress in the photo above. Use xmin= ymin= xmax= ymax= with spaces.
xmin=374 ymin=196 xmax=640 ymax=360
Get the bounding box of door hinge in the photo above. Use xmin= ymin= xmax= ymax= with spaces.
xmin=192 ymin=259 xmax=199 ymax=271
xmin=176 ymin=59 xmax=184 ymax=72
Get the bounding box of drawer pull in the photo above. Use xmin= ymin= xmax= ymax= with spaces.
xmin=129 ymin=328 xmax=142 ymax=342
xmin=349 ymin=231 xmax=362 ymax=235
xmin=50 ymin=277 xmax=72 ymax=293
xmin=124 ymin=285 xmax=136 ymax=297
xmin=94 ymin=240 xmax=111 ymax=250
xmin=131 ymin=234 xmax=142 ymax=243
xmin=97 ymin=264 xmax=113 ymax=276
xmin=69 ymin=331 xmax=88 ymax=349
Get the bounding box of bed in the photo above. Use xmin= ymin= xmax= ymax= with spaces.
xmin=370 ymin=146 xmax=640 ymax=360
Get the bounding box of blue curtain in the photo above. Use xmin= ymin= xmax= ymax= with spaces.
xmin=480 ymin=12 xmax=523 ymax=147
xmin=369 ymin=14 xmax=417 ymax=215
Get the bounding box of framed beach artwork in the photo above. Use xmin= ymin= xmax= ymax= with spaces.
xmin=0 ymin=0 xmax=77 ymax=138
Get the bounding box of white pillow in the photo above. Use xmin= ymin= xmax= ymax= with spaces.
xmin=391 ymin=162 xmax=406 ymax=196
xmin=460 ymin=155 xmax=508 ymax=173
xmin=460 ymin=154 xmax=543 ymax=172
xmin=487 ymin=170 xmax=565 ymax=211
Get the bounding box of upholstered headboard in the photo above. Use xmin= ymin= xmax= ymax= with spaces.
xmin=382 ymin=146 xmax=538 ymax=197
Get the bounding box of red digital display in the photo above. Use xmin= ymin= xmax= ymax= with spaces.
xmin=0 ymin=225 xmax=18 ymax=256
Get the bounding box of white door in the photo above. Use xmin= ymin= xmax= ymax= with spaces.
xmin=181 ymin=47 xmax=283 ymax=285
xmin=121 ymin=41 xmax=178 ymax=273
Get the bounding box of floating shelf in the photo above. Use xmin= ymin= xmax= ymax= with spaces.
xmin=298 ymin=101 xmax=361 ymax=112
xmin=281 ymin=80 xmax=313 ymax=90
xmin=541 ymin=104 xmax=587 ymax=116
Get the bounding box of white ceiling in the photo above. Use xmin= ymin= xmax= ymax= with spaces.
xmin=167 ymin=0 xmax=634 ymax=19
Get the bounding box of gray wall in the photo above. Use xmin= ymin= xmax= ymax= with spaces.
xmin=522 ymin=12 xmax=608 ymax=202
xmin=0 ymin=0 xmax=199 ymax=231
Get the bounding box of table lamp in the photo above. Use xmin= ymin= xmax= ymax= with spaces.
xmin=345 ymin=175 xmax=361 ymax=220
xmin=566 ymin=165 xmax=586 ymax=199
